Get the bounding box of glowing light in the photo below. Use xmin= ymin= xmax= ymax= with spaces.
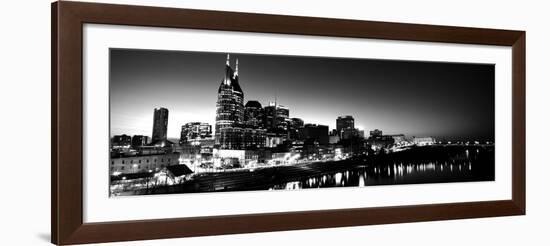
xmin=285 ymin=181 xmax=301 ymax=190
xmin=335 ymin=172 xmax=343 ymax=185
xmin=358 ymin=174 xmax=365 ymax=187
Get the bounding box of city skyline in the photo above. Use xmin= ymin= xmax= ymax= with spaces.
xmin=110 ymin=49 xmax=495 ymax=141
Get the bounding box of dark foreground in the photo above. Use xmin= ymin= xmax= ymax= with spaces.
xmin=120 ymin=145 xmax=494 ymax=196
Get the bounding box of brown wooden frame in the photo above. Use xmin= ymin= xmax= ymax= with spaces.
xmin=52 ymin=1 xmax=525 ymax=245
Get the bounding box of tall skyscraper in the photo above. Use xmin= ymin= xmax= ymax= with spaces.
xmin=215 ymin=55 xmax=245 ymax=149
xmin=151 ymin=107 xmax=169 ymax=143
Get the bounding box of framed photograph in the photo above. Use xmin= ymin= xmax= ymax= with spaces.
xmin=52 ymin=1 xmax=525 ymax=245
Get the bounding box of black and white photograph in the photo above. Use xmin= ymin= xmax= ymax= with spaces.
xmin=4 ymin=0 xmax=543 ymax=245
xmin=109 ymin=49 xmax=495 ymax=197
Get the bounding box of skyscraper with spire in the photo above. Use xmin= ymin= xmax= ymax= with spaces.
xmin=215 ymin=54 xmax=245 ymax=149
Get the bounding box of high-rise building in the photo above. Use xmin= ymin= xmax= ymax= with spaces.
xmin=180 ymin=122 xmax=212 ymax=145
xmin=276 ymin=104 xmax=290 ymax=132
xmin=152 ymin=107 xmax=169 ymax=143
xmin=244 ymin=100 xmax=264 ymax=129
xmin=215 ymin=55 xmax=245 ymax=149
xmin=299 ymin=124 xmax=329 ymax=145
xmin=263 ymin=103 xmax=276 ymax=131
xmin=288 ymin=117 xmax=304 ymax=140
xmin=263 ymin=102 xmax=289 ymax=136
xmin=337 ymin=115 xmax=354 ymax=136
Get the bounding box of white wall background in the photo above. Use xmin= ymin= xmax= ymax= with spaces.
xmin=0 ymin=0 xmax=548 ymax=245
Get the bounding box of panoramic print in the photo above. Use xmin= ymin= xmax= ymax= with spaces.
xmin=108 ymin=49 xmax=495 ymax=196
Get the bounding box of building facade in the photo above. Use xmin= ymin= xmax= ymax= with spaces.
xmin=244 ymin=100 xmax=264 ymax=129
xmin=336 ymin=115 xmax=364 ymax=140
xmin=366 ymin=130 xmax=409 ymax=150
xmin=336 ymin=116 xmax=355 ymax=135
xmin=215 ymin=55 xmax=245 ymax=149
xmin=288 ymin=117 xmax=304 ymax=141
xmin=265 ymin=133 xmax=284 ymax=148
xmin=110 ymin=152 xmax=180 ymax=175
xmin=389 ymin=134 xmax=406 ymax=145
xmin=413 ymin=137 xmax=435 ymax=146
xmin=370 ymin=129 xmax=383 ymax=137
xmin=276 ymin=104 xmax=290 ymax=134
xmin=263 ymin=102 xmax=290 ymax=136
xmin=212 ymin=149 xmax=261 ymax=167
xmin=131 ymin=135 xmax=150 ymax=148
xmin=112 ymin=134 xmax=131 ymax=148
xmin=299 ymin=124 xmax=329 ymax=145
xmin=180 ymin=122 xmax=212 ymax=145
xmin=243 ymin=128 xmax=266 ymax=149
xmin=152 ymin=107 xmax=169 ymax=143
xmin=329 ymin=129 xmax=340 ymax=144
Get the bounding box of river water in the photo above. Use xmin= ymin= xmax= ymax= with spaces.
xmin=271 ymin=145 xmax=495 ymax=190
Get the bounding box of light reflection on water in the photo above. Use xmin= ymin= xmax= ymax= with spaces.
xmin=272 ymin=160 xmax=481 ymax=190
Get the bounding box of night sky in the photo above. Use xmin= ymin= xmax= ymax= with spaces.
xmin=110 ymin=49 xmax=495 ymax=141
